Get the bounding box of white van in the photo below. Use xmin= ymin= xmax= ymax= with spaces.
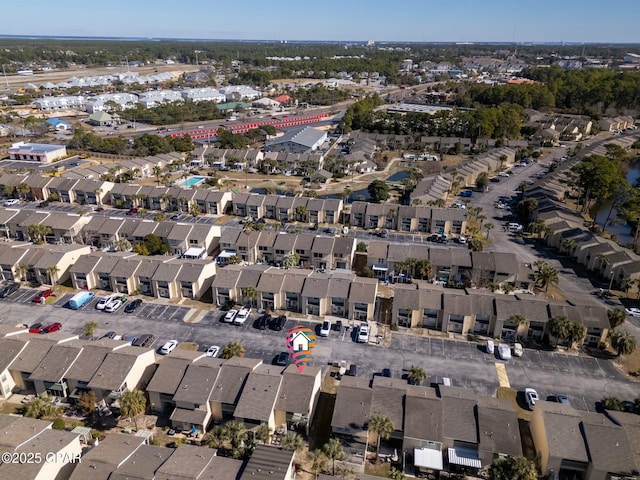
xmin=507 ymin=222 xmax=523 ymax=233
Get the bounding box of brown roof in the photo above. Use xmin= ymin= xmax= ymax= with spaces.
xmin=331 ymin=376 xmax=372 ymax=432
xmin=154 ymin=444 xmax=216 ymax=480
xmin=110 ymin=445 xmax=174 ymax=480
xmin=146 ymin=357 xmax=192 ymax=395
xmin=275 ymin=365 xmax=321 ymax=414
xmin=172 ymin=363 xmax=221 ymax=405
xmin=370 ymin=376 xmax=407 ymax=431
xmin=234 ymin=371 xmax=282 ymax=422
xmin=28 ymin=344 xmax=83 ymax=382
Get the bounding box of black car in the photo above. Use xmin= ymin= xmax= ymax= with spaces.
xmin=101 ymin=331 xmax=117 ymax=340
xmin=0 ymin=282 xmax=19 ymax=298
xmin=274 ymin=352 xmax=290 ymax=366
xmin=271 ymin=315 xmax=287 ymax=331
xmin=124 ymin=299 xmax=143 ymax=313
xmin=334 ymin=320 xmax=343 ymax=332
xmin=37 ymin=201 xmax=49 ymax=208
xmin=132 ymin=334 xmax=155 ymax=347
xmin=258 ymin=314 xmax=271 ymax=330
xmin=382 ymin=368 xmax=392 ymax=378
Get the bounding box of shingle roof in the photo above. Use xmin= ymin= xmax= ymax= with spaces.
xmin=109 ymin=445 xmax=174 ymax=480
xmin=88 ymin=348 xmax=141 ymax=391
xmin=234 ymin=371 xmax=282 ymax=422
xmin=239 ymin=444 xmax=294 ymax=480
xmin=64 ymin=345 xmax=113 ymax=383
xmin=275 ymin=365 xmax=320 ymax=414
xmin=477 ymin=396 xmax=522 ymax=457
xmin=146 ymin=357 xmax=192 ymax=395
xmin=0 ymin=415 xmax=51 ymax=448
xmin=198 ymin=456 xmax=244 ymax=480
xmin=0 ymin=338 xmax=27 ymax=372
xmin=154 ymin=444 xmax=216 ymax=480
xmin=370 ymin=376 xmax=407 ymax=431
xmin=331 ymin=376 xmax=372 ymax=432
xmin=404 ymin=386 xmax=441 ymax=441
xmin=9 ymin=339 xmax=55 ymax=373
xmin=536 ymin=401 xmax=588 ymax=462
xmin=210 ymin=362 xmax=258 ymax=405
xmin=29 ymin=344 xmax=83 ymax=382
xmin=440 ymin=386 xmax=477 ymax=443
xmin=172 ymin=363 xmax=221 ymax=405
xmin=582 ymin=414 xmax=638 ymax=475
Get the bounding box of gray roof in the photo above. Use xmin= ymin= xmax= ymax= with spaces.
xmin=370 ymin=376 xmax=407 ymax=431
xmin=0 ymin=415 xmax=51 ymax=448
xmin=275 ymin=364 xmax=320 ymax=414
xmin=439 ymin=386 xmax=478 ymax=443
xmin=536 ymin=401 xmax=588 ymax=462
xmin=9 ymin=339 xmax=55 ymax=373
xmin=212 ymin=267 xmax=242 ymax=288
xmin=64 ymin=345 xmax=113 ymax=383
xmin=256 ymin=269 xmax=287 ymax=293
xmin=477 ymin=396 xmax=522 ymax=457
xmin=239 ymin=444 xmax=294 ymax=480
xmin=172 ymin=363 xmax=220 ymax=405
xmin=29 ymin=344 xmax=83 ymax=382
xmin=146 ymin=357 xmax=192 ymax=395
xmin=210 ymin=357 xmax=262 ymax=404
xmin=110 ymin=445 xmax=174 ymax=480
xmin=198 ymin=456 xmax=244 ymax=480
xmin=281 ymin=269 xmax=311 ymax=293
xmin=154 ymin=444 xmax=216 ymax=480
xmin=349 ymin=278 xmax=378 ymax=304
xmin=404 ymin=386 xmax=442 ymax=441
xmin=302 ymin=273 xmax=331 ymax=298
xmin=111 ymin=258 xmax=142 ymax=278
xmin=582 ymin=414 xmax=637 ymax=475
xmin=331 ymin=376 xmax=372 ymax=431
xmin=0 ymin=338 xmax=27 ymax=372
xmin=152 ymin=262 xmax=183 ymax=281
xmin=234 ymin=371 xmax=282 ymax=422
xmin=68 ymin=433 xmax=146 ymax=479
xmin=88 ymin=348 xmax=141 ymax=391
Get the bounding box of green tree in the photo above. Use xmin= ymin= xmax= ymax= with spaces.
xmin=222 ymin=341 xmax=245 ymax=359
xmin=282 ymin=253 xmax=300 ymax=269
xmin=566 ymin=321 xmax=587 ymax=348
xmin=27 ymin=223 xmax=52 ymax=244
xmin=548 ymin=315 xmax=571 ymax=347
xmin=601 ymin=396 xmax=624 ymax=411
xmin=78 ymin=390 xmax=97 ymax=416
xmin=323 ymin=438 xmax=345 ymax=476
xmin=280 ymin=432 xmax=303 ymax=451
xmin=136 ymin=234 xmax=169 ymax=255
xmin=610 ymin=330 xmax=637 ymax=356
xmin=223 ymin=420 xmax=247 ymax=450
xmin=114 ymin=238 xmax=132 ymax=252
xmin=572 ymin=154 xmax=626 ymax=214
xmin=255 ymin=423 xmax=271 ymax=444
xmin=16 ymin=182 xmax=30 ymax=199
xmin=83 ymin=320 xmax=99 ymax=340
xmin=15 ymin=262 xmax=29 ymax=281
xmin=308 ymin=449 xmax=327 ymax=480
xmin=46 ymin=265 xmax=60 ymax=295
xmin=607 ymin=308 xmax=627 ymax=329
xmin=242 ymin=286 xmax=257 ymax=309
xmin=189 ymin=203 xmax=201 ymax=218
xmin=119 ymin=389 xmax=147 ymax=430
xmin=203 ymin=425 xmax=226 ymax=449
xmin=356 ymin=241 xmax=368 ymax=252
xmin=23 ymin=393 xmax=62 ymax=419
xmin=407 ymin=365 xmax=426 ymax=386
xmin=389 ymin=468 xmax=406 ymax=480
xmin=367 ymin=180 xmax=390 ymax=203
xmin=368 ymin=415 xmax=394 ymax=457
xmin=533 ymin=260 xmax=559 ymax=292
xmin=488 ymin=455 xmax=537 ymax=480
xmin=475 ymin=172 xmax=490 ymax=191
xmin=153 ymin=212 xmax=166 ymax=222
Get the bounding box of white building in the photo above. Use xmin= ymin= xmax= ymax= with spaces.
xmin=181 ymin=87 xmax=226 ymax=103
xmin=138 ymin=90 xmax=184 ymax=108
xmin=34 ymin=95 xmax=87 ymax=111
xmin=218 ymin=85 xmax=262 ymax=101
xmin=86 ymin=93 xmax=139 ymax=113
xmin=266 ymin=126 xmax=327 ymax=154
xmin=8 ymin=142 xmax=67 ymax=163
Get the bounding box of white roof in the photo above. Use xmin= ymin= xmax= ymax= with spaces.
xmin=414 ymin=447 xmax=443 ymax=471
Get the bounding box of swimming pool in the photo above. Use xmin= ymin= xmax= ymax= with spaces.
xmin=180 ymin=176 xmax=206 ymax=187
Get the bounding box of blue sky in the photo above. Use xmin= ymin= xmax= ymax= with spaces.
xmin=5 ymin=0 xmax=639 ymax=43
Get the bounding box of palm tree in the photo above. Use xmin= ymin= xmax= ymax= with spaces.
xmin=45 ymin=265 xmax=60 ymax=295
xmin=566 ymin=322 xmax=587 ymax=348
xmin=607 ymin=308 xmax=627 ymax=328
xmin=255 ymin=423 xmax=271 ymax=444
xmin=610 ymin=330 xmax=637 ymax=356
xmin=16 ymin=182 xmax=30 ymax=200
xmin=27 ymin=224 xmax=52 ymax=244
xmin=484 ymin=222 xmax=494 ymax=239
xmin=119 ymin=388 xmax=147 ymax=430
xmin=533 ymin=260 xmax=559 ymax=292
xmin=203 ymin=425 xmax=226 ymax=449
xmin=189 ymin=203 xmax=201 ymax=218
xmin=153 ymin=165 xmax=163 ymax=185
xmin=222 ymin=341 xmax=245 ymax=359
xmin=23 ymin=393 xmax=62 ymax=419
xmin=389 ymin=468 xmax=406 ymax=480
xmin=601 ymin=396 xmax=624 ymax=411
xmin=323 ymin=438 xmax=345 ymax=476
xmin=114 ymin=238 xmax=132 ymax=252
xmin=548 ymin=315 xmax=571 ymax=348
xmin=307 ymin=449 xmax=327 ymax=480
xmin=368 ymin=415 xmax=394 ymax=458
xmin=508 ymin=314 xmax=527 ymax=335
xmin=83 ymin=320 xmax=99 ymax=340
xmin=407 ymin=365 xmax=426 ymax=386
xmin=15 ymin=262 xmax=29 ymax=282
xmin=223 ymin=420 xmax=247 ymax=450
xmin=488 ymin=455 xmax=537 ymax=480
xmin=242 ymin=286 xmax=257 ymax=309
xmin=280 ymin=432 xmax=303 ymax=451
xmin=561 ymin=239 xmax=577 ymax=257
xmin=153 ymin=212 xmax=166 ymax=222
xmin=93 ymin=188 xmax=103 ymax=207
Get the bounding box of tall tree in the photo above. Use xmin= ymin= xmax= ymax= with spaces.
xmin=488 ymin=455 xmax=537 ymax=480
xmin=407 ymin=365 xmax=426 ymax=386
xmin=280 ymin=432 xmax=303 ymax=451
xmin=607 ymin=308 xmax=627 ymax=329
xmin=323 ymin=438 xmax=345 ymax=476
xmin=548 ymin=315 xmax=571 ymax=347
xmin=533 ymin=261 xmax=559 ymax=292
xmin=222 ymin=341 xmax=245 ymax=359
xmin=83 ymin=320 xmax=99 ymax=340
xmin=367 ymin=180 xmax=390 ymax=204
xmin=368 ymin=415 xmax=394 ymax=457
xmin=307 ymin=449 xmax=327 ymax=480
xmin=610 ymin=330 xmax=637 ymax=356
xmin=242 ymin=286 xmax=257 ymax=309
xmin=119 ymin=389 xmax=147 ymax=430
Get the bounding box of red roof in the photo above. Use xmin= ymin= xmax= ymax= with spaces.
xmin=274 ymin=95 xmax=291 ymax=103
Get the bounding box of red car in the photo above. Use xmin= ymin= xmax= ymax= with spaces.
xmin=33 ymin=289 xmax=54 ymax=303
xmin=40 ymin=322 xmax=62 ymax=334
xmin=126 ymin=208 xmax=138 ymax=216
xmin=28 ymin=323 xmax=43 ymax=334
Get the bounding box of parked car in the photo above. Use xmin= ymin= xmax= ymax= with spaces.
xmin=28 ymin=322 xmax=43 ymax=334
xmin=486 ymin=340 xmax=495 ymax=354
xmin=159 ymin=340 xmax=178 ymax=355
xmin=0 ymin=282 xmax=19 ymax=298
xmin=104 ymin=296 xmax=127 ymax=313
xmin=258 ymin=314 xmax=271 ymax=330
xmin=33 ymin=289 xmax=54 ymax=303
xmin=271 ymin=315 xmax=287 ymax=331
xmin=124 ymin=299 xmax=143 ymax=313
xmin=37 ymin=201 xmax=49 ymax=208
xmin=358 ymin=323 xmax=370 ymax=343
xmin=555 ymin=394 xmax=571 ymax=405
xmin=382 ymin=368 xmax=392 ymax=378
xmin=625 ymin=307 xmax=640 ymax=317
xmin=498 ymin=171 xmax=510 ymax=177
xmin=206 ymin=345 xmax=220 ymax=358
xmin=3 ymin=199 xmax=19 ymax=207
xmin=513 ymin=343 xmax=524 ymax=357
xmin=525 ymin=388 xmax=539 ymax=410
xmin=378 ymin=229 xmax=389 ymax=239
xmin=498 ymin=343 xmax=512 ymax=360
xmin=101 ymin=331 xmax=117 ymax=340
xmin=320 ymin=320 xmax=331 ymax=337
xmin=334 ymin=320 xmax=343 ymax=332
xmin=459 ymin=190 xmax=473 ymax=198
xmin=126 ymin=208 xmax=138 ymax=216
xmin=274 ymin=351 xmax=290 ymax=366
xmin=347 ymin=364 xmax=357 ymax=376
xmin=223 ymin=309 xmax=238 ymax=323
xmin=122 ymin=335 xmax=138 ymax=345
xmin=96 ymin=294 xmax=117 ymax=311
xmin=40 ymin=322 xmax=62 ymax=334
xmin=234 ymin=307 xmax=250 ymax=325
xmin=132 ymin=334 xmax=155 ymax=347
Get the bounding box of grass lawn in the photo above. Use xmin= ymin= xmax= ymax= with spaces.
xmin=364 ymin=459 xmax=391 ymax=477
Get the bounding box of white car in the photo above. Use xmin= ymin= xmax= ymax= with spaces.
xmin=625 ymin=307 xmax=640 ymax=317
xmin=3 ymin=199 xmax=19 ymax=207
xmin=96 ymin=294 xmax=116 ymax=311
xmin=498 ymin=172 xmax=510 ymax=177
xmin=513 ymin=343 xmax=524 ymax=357
xmin=160 ymin=340 xmax=178 ymax=355
xmin=234 ymin=308 xmax=250 ymax=325
xmin=486 ymin=340 xmax=495 ymax=354
xmin=206 ymin=345 xmax=220 ymax=358
xmin=104 ymin=297 xmax=126 ymax=313
xmin=320 ymin=320 xmax=331 ymax=337
xmin=525 ymin=388 xmax=539 ymax=410
xmin=457 ymin=236 xmax=467 ymax=244
xmin=223 ymin=309 xmax=238 ymax=323
xmin=498 ymin=343 xmax=512 ymax=360
xmin=358 ymin=323 xmax=370 ymax=343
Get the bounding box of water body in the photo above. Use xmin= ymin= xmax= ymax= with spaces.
xmin=595 ymin=161 xmax=640 ymax=245
xmin=386 ymin=171 xmax=409 ymax=182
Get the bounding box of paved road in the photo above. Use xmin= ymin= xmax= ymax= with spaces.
xmin=0 ymin=297 xmax=637 ymax=412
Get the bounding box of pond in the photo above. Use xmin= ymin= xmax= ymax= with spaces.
xmin=386 ymin=171 xmax=409 ymax=182
xmin=319 ymin=187 xmax=370 ymax=201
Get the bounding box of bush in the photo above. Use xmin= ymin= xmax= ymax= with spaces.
xmin=52 ymin=418 xmax=66 ymax=430
xmin=390 ymin=324 xmax=399 ymax=331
